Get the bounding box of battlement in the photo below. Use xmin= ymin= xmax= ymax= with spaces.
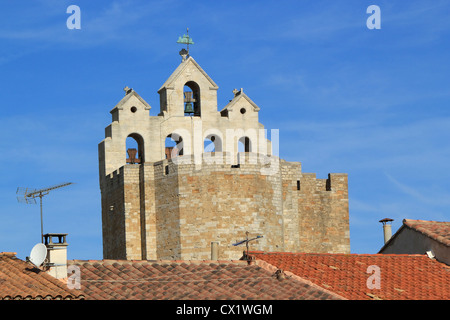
xmin=103 ymin=155 xmax=347 ymax=195
xmin=298 ymin=172 xmax=348 ymax=193
xmin=100 ymin=152 xmax=349 ymax=260
xmin=99 ymin=54 xmax=350 ymax=261
xmin=153 ymin=152 xmax=280 ymax=175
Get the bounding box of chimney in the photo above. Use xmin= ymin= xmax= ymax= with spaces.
xmin=44 ymin=233 xmax=68 ymax=279
xmin=211 ymin=241 xmax=219 ymax=260
xmin=379 ymin=218 xmax=394 ymax=244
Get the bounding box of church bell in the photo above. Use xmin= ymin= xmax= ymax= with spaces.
xmin=184 ymin=102 xmax=194 ymax=114
xmin=184 ymin=91 xmax=195 ymax=114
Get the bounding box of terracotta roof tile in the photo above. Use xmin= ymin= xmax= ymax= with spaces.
xmin=68 ymin=259 xmax=343 ymax=300
xmin=403 ymin=219 xmax=450 ymax=246
xmin=0 ymin=252 xmax=84 ymax=300
xmin=250 ymin=251 xmax=450 ymax=300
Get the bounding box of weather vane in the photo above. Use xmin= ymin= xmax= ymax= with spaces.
xmin=177 ymin=28 xmax=194 ymax=60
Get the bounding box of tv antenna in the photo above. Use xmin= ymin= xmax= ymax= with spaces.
xmin=232 ymin=231 xmax=263 ymax=260
xmin=16 ymin=182 xmax=74 ymax=243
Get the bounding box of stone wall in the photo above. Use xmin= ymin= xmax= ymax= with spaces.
xmin=101 ymin=167 xmax=127 ymax=259
xmin=174 ymin=154 xmax=283 ymax=260
xmin=99 ymin=55 xmax=350 ymax=261
xmin=100 ymin=153 xmax=350 ymax=261
xmin=297 ymin=173 xmax=350 ymax=253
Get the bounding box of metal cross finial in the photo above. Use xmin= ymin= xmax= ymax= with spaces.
xmin=124 ymin=86 xmax=132 ymax=95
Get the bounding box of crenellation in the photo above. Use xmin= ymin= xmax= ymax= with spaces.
xmin=99 ymin=54 xmax=350 ymax=261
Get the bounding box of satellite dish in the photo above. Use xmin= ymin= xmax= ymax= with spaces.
xmin=28 ymin=243 xmax=47 ymax=267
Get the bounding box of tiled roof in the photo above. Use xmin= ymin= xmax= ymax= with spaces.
xmin=250 ymin=251 xmax=450 ymax=300
xmin=68 ymin=259 xmax=344 ymax=300
xmin=0 ymin=252 xmax=84 ymax=300
xmin=403 ymin=219 xmax=450 ymax=246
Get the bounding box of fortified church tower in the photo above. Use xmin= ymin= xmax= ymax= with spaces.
xmin=99 ymin=40 xmax=350 ymax=261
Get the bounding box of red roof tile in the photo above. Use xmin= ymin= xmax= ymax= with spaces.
xmin=250 ymin=251 xmax=450 ymax=300
xmin=403 ymin=219 xmax=450 ymax=246
xmin=0 ymin=252 xmax=84 ymax=300
xmin=68 ymin=259 xmax=344 ymax=300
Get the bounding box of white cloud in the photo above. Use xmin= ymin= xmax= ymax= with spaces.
xmin=385 ymin=173 xmax=450 ymax=207
xmin=0 ymin=1 xmax=177 ymax=49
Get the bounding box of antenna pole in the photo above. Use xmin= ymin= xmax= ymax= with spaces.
xmin=246 ymin=232 xmax=249 ymax=258
xmin=40 ymin=193 xmax=43 ymax=243
xmin=232 ymin=231 xmax=263 ymax=261
xmin=37 ymin=191 xmax=49 ymax=243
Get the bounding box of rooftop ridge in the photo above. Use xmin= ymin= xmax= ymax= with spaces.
xmin=403 ymin=219 xmax=450 ymax=246
xmin=249 ymin=251 xmax=450 ymax=300
xmin=254 ymin=259 xmax=347 ymax=300
xmin=64 ymin=256 xmax=344 ymax=300
xmin=0 ymin=253 xmax=85 ymax=300
xmin=248 ymin=251 xmax=429 ymax=258
xmin=0 ymin=252 xmax=17 ymax=257
xmin=404 ymin=218 xmax=450 ymax=224
xmin=68 ymin=259 xmax=248 ymax=265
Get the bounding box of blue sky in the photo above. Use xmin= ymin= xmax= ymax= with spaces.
xmin=1 ymin=0 xmax=449 ymax=260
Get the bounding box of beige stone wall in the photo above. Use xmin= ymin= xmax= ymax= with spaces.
xmin=99 ymin=55 xmax=350 ymax=260
xmin=101 ymin=168 xmax=126 ymax=259
xmin=297 ymin=173 xmax=350 ymax=253
xmin=153 ymin=160 xmax=183 ymax=259
xmin=175 ymin=156 xmax=282 ymax=260
xmin=100 ymin=153 xmax=350 ymax=260
xmin=123 ymin=165 xmax=142 ymax=260
xmin=98 ymin=57 xmax=271 ymax=179
xmin=139 ymin=163 xmax=157 ymax=260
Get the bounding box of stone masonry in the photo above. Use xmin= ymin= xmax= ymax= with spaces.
xmin=99 ymin=54 xmax=350 ymax=260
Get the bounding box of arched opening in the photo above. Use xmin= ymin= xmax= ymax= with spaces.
xmin=204 ymin=134 xmax=222 ymax=153
xmin=165 ymin=133 xmax=183 ymax=159
xmin=204 ymin=137 xmax=215 ymax=153
xmin=238 ymin=136 xmax=251 ymax=153
xmin=183 ymin=81 xmax=201 ymax=117
xmin=126 ymin=133 xmax=144 ymax=164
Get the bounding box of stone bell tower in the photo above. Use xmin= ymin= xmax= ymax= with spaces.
xmin=98 ymin=43 xmax=350 ymax=261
